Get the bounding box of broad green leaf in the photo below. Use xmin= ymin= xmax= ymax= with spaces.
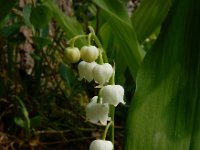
xmin=98 ymin=23 xmax=113 ymax=54
xmin=15 ymin=96 xmax=29 ymax=119
xmin=30 ymin=116 xmax=42 ymax=128
xmin=30 ymin=5 xmax=52 ymax=29
xmin=23 ymin=4 xmax=32 ymax=27
xmin=14 ymin=117 xmax=26 ymax=128
xmin=0 ymin=23 xmax=21 ymax=37
xmin=0 ymin=0 xmax=17 ymax=22
xmin=93 ymin=0 xmax=142 ymax=80
xmin=59 ymin=63 xmax=76 ymax=87
xmin=126 ymin=0 xmax=200 ymax=149
xmin=98 ymin=23 xmax=127 ymax=84
xmin=15 ymin=96 xmax=30 ymax=129
xmin=44 ymin=0 xmax=85 ymax=46
xmin=132 ymin=0 xmax=173 ymax=43
xmin=32 ymin=36 xmax=51 ymax=48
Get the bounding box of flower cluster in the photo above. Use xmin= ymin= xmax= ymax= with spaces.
xmin=85 ymin=85 xmax=125 ymax=125
xmin=77 ymin=46 xmax=125 ymax=150
xmin=74 ymin=45 xmax=125 ymax=125
xmin=64 ymin=28 xmax=125 ymax=150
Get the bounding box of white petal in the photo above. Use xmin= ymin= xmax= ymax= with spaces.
xmin=115 ymin=85 xmax=125 ymax=104
xmin=78 ymin=61 xmax=87 ymax=80
xmin=89 ymin=140 xmax=113 ymax=150
xmin=93 ymin=63 xmax=113 ymax=85
xmin=86 ymin=96 xmax=109 ymax=125
xmin=90 ymin=96 xmax=98 ymax=103
xmin=101 ymin=85 xmax=125 ymax=106
xmin=78 ymin=61 xmax=97 ymax=82
xmin=93 ymin=65 xmax=106 ymax=85
xmin=84 ymin=62 xmax=97 ymax=82
xmin=103 ymin=63 xmax=113 ymax=79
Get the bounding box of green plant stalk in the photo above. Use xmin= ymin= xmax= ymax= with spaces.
xmin=89 ymin=25 xmax=116 ymax=147
xmin=110 ymin=105 xmax=115 ymax=146
xmin=69 ymin=35 xmax=88 ymax=48
xmin=87 ymin=33 xmax=92 ymax=46
xmin=97 ymin=89 xmax=102 ymax=103
xmin=97 ymin=49 xmax=104 ymax=65
xmin=88 ymin=26 xmax=108 ymax=63
xmin=88 ymin=26 xmax=104 ymax=64
xmin=15 ymin=96 xmax=30 ymax=134
xmin=102 ymin=121 xmax=113 ymax=140
xmin=109 ymin=66 xmax=116 ymax=148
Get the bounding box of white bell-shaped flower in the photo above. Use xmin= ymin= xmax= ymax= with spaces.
xmin=101 ymin=85 xmax=125 ymax=106
xmin=86 ymin=96 xmax=109 ymax=125
xmin=78 ymin=61 xmax=97 ymax=82
xmin=93 ymin=63 xmax=113 ymax=85
xmin=89 ymin=140 xmax=113 ymax=150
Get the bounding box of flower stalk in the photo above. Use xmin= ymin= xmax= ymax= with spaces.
xmin=109 ymin=67 xmax=116 ymax=148
xmin=65 ymin=27 xmax=125 ymax=150
xmin=88 ymin=33 xmax=92 ymax=46
xmin=102 ymin=121 xmax=113 ymax=140
xmin=110 ymin=105 xmax=115 ymax=146
xmin=88 ymin=26 xmax=108 ymax=63
xmin=69 ymin=35 xmax=88 ymax=48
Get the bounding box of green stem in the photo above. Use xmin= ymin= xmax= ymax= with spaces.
xmin=97 ymin=89 xmax=102 ymax=103
xmin=109 ymin=66 xmax=116 ymax=149
xmin=15 ymin=96 xmax=30 ymax=135
xmin=98 ymin=49 xmax=104 ymax=64
xmin=88 ymin=33 xmax=92 ymax=46
xmin=102 ymin=121 xmax=113 ymax=140
xmin=88 ymin=26 xmax=115 ymax=149
xmin=109 ymin=63 xmax=115 ymax=84
xmin=110 ymin=105 xmax=115 ymax=145
xmin=88 ymin=26 xmax=108 ymax=63
xmin=69 ymin=35 xmax=88 ymax=48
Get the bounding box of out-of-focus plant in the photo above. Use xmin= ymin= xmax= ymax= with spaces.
xmin=0 ymin=0 xmax=89 ymax=149
xmin=14 ymin=96 xmax=42 ymax=135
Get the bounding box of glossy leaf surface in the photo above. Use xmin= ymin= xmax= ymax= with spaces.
xmin=93 ymin=0 xmax=142 ymax=80
xmin=132 ymin=0 xmax=172 ymax=43
xmin=126 ymin=0 xmax=200 ymax=149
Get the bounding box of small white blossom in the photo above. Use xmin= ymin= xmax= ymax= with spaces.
xmin=78 ymin=61 xmax=97 ymax=82
xmin=89 ymin=140 xmax=113 ymax=150
xmin=86 ymin=96 xmax=109 ymax=125
xmin=93 ymin=63 xmax=113 ymax=85
xmin=101 ymin=85 xmax=125 ymax=106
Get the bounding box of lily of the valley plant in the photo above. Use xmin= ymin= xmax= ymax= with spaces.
xmin=63 ymin=26 xmax=125 ymax=150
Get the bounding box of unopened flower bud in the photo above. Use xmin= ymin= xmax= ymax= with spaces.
xmin=86 ymin=96 xmax=109 ymax=125
xmin=78 ymin=61 xmax=97 ymax=82
xmin=101 ymin=85 xmax=125 ymax=106
xmin=64 ymin=47 xmax=80 ymax=63
xmin=93 ymin=63 xmax=113 ymax=85
xmin=80 ymin=45 xmax=99 ymax=62
xmin=89 ymin=140 xmax=113 ymax=150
